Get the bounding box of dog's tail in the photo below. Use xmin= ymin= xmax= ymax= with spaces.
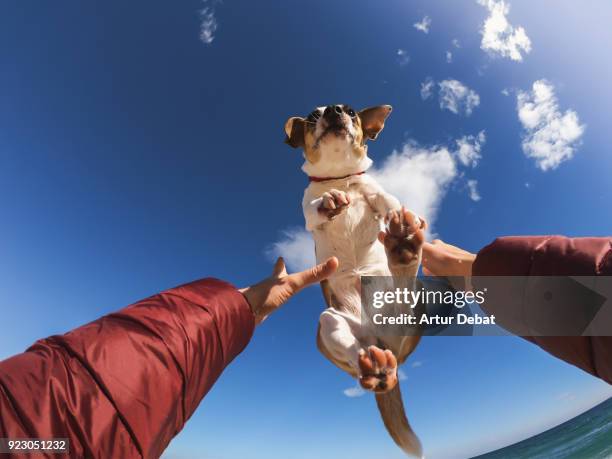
xmin=375 ymin=384 xmax=423 ymax=458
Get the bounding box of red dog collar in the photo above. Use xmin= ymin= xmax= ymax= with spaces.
xmin=308 ymin=171 xmax=366 ymax=183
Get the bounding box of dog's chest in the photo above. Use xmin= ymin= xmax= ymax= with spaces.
xmin=333 ymin=186 xmax=378 ymax=234
xmin=311 ymin=182 xmax=387 ymax=273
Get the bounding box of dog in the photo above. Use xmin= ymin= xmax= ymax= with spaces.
xmin=284 ymin=104 xmax=426 ymax=457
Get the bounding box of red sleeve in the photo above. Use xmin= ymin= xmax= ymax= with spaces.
xmin=473 ymin=236 xmax=612 ymax=276
xmin=0 ymin=278 xmax=255 ymax=459
xmin=472 ymin=236 xmax=612 ymax=385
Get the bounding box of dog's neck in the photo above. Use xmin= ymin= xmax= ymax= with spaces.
xmin=301 ymin=151 xmax=373 ymax=180
xmin=309 ymin=170 xmax=367 ymax=182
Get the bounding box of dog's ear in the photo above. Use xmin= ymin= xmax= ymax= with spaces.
xmin=284 ymin=117 xmax=306 ymax=149
xmin=359 ymin=105 xmax=392 ymax=141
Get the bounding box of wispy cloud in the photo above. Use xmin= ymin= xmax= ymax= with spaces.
xmin=414 ymin=16 xmax=431 ymax=34
xmin=517 ymin=80 xmax=585 ymax=171
xmin=477 ymin=0 xmax=531 ymax=61
xmin=343 ymin=383 xmax=366 ymax=398
xmin=467 ymin=180 xmax=482 ymax=201
xmin=411 ymin=361 xmax=423 ymax=368
xmin=556 ymin=391 xmax=577 ymax=402
xmin=446 ymin=51 xmax=453 ymax=63
xmin=266 ymin=227 xmax=315 ymax=273
xmin=396 ymin=48 xmax=410 ymax=66
xmin=452 ymin=38 xmax=461 ymax=48
xmin=421 ymin=77 xmax=435 ymax=100
xmin=199 ymin=1 xmax=218 ymax=44
xmin=438 ymin=79 xmax=481 ymax=116
xmin=456 ymin=131 xmax=486 ymax=167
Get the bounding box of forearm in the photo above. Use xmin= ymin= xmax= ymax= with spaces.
xmin=0 ymin=278 xmax=255 ymax=458
xmin=473 ymin=236 xmax=612 ymax=276
xmin=472 ymin=235 xmax=612 ymax=384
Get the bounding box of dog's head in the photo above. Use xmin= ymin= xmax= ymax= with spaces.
xmin=284 ymin=104 xmax=392 ymax=177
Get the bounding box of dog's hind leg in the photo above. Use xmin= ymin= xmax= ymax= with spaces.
xmin=317 ymin=309 xmax=362 ymax=377
xmin=317 ymin=309 xmax=402 ymax=393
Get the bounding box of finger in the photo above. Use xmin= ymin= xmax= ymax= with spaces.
xmin=422 ymin=242 xmax=438 ymax=256
xmin=272 ymin=257 xmax=287 ymax=278
xmin=378 ymin=231 xmax=386 ymax=244
xmin=288 ymin=257 xmax=339 ymax=291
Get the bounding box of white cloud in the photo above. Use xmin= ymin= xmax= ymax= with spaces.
xmin=501 ymin=88 xmax=510 ymax=96
xmin=414 ymin=16 xmax=431 ymax=34
xmin=477 ymin=0 xmax=531 ymax=61
xmin=396 ymin=48 xmax=410 ymax=66
xmin=411 ymin=360 xmax=423 ymax=368
xmin=467 ymin=180 xmax=482 ymax=201
xmin=517 ymin=80 xmax=585 ymax=171
xmin=269 ymin=134 xmax=486 ymax=271
xmin=343 ymin=383 xmax=366 ymax=398
xmin=420 ymin=78 xmax=435 ymax=100
xmin=455 ymin=131 xmax=486 ymax=167
xmin=438 ymin=79 xmax=480 ymax=116
xmin=369 ymin=142 xmax=457 ymax=228
xmin=266 ymin=227 xmax=315 ymax=273
xmin=398 ymin=369 xmax=408 ymax=381
xmin=452 ymin=38 xmax=461 ymax=48
xmin=446 ymin=51 xmax=453 ymax=63
xmin=556 ymin=391 xmax=577 ymax=402
xmin=199 ymin=3 xmax=218 ymax=44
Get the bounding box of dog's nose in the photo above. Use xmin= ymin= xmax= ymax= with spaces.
xmin=324 ymin=105 xmax=343 ymax=120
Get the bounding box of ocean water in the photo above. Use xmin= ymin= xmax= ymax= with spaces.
xmin=473 ymin=397 xmax=612 ymax=459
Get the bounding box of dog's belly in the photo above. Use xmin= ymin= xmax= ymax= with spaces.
xmin=313 ymin=192 xmax=390 ymax=307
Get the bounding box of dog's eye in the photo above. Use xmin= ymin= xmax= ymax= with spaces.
xmin=307 ymin=110 xmax=321 ymax=122
xmin=347 ymin=108 xmax=356 ymax=118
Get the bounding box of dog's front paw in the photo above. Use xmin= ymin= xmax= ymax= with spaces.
xmin=379 ymin=207 xmax=426 ymax=267
xmin=318 ymin=189 xmax=350 ymax=220
xmin=358 ymin=346 xmax=398 ymax=393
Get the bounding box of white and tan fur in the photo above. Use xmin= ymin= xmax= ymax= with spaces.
xmin=285 ymin=104 xmax=425 ymax=457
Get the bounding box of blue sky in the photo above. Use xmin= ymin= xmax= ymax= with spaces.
xmin=1 ymin=1 xmax=611 ymax=458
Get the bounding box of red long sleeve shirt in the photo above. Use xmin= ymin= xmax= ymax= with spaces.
xmin=474 ymin=236 xmax=612 ymax=384
xmin=0 ymin=278 xmax=255 ymax=458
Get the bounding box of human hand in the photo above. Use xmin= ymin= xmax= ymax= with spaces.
xmin=239 ymin=257 xmax=338 ymax=325
xmin=421 ymin=239 xmax=476 ymax=278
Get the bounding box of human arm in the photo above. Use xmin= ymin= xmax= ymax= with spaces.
xmin=0 ymin=257 xmax=337 ymax=458
xmin=422 ymin=236 xmax=612 ymax=384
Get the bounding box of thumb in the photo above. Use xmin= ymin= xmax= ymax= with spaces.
xmin=422 ymin=266 xmax=434 ymax=276
xmin=288 ymin=257 xmax=339 ymax=292
xmin=272 ymin=257 xmax=288 ymax=277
